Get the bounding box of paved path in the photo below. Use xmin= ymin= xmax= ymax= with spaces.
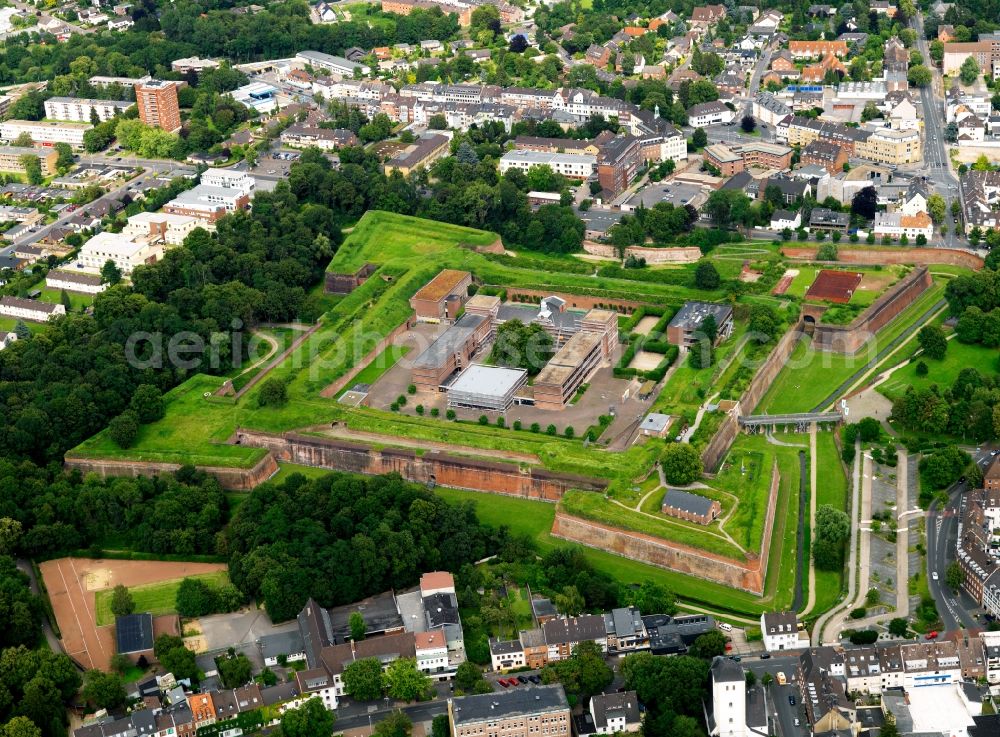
xmin=765 ymin=431 xmax=807 ymax=448
xmin=895 ymin=451 xmax=910 ymax=617
xmin=16 ymin=559 xmax=64 ymax=655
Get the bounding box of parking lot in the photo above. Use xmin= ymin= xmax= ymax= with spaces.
xmin=194 ymin=607 xmax=301 ymax=651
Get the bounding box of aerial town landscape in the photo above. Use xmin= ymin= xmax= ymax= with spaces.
xmin=3 ymin=0 xmax=1000 ymax=737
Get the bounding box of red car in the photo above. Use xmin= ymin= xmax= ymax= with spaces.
xmin=925 ymin=631 xmax=938 ymax=640
xmin=498 ymin=679 xmax=510 ymax=688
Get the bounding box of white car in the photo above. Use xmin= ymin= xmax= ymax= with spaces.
xmin=932 ymin=572 xmax=939 ymax=581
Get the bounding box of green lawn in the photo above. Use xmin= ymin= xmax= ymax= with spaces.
xmin=785 ymin=266 xmax=817 ymax=298
xmin=811 ymin=431 xmax=849 ymax=616
xmin=715 ymin=445 xmax=775 ymax=553
xmin=652 ymin=322 xmax=748 ymax=417
xmin=94 ymin=571 xmax=230 ymax=626
xmin=758 ymin=280 xmax=946 ymax=414
xmin=561 ymin=489 xmax=744 ymax=559
xmin=39 ymin=287 xmax=93 ymax=312
xmin=878 ymin=339 xmax=999 ymax=401
xmin=0 ymin=316 xmax=48 ymax=335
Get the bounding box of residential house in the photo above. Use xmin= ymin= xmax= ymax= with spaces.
xmin=687 ymin=101 xmax=736 ymax=127
xmin=761 ymin=611 xmax=807 ymax=651
xmin=770 ymin=209 xmax=801 ymax=230
xmin=543 ymin=615 xmax=607 ymax=661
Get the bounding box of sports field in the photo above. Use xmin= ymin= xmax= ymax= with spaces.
xmin=805 ymin=270 xmax=863 ymax=304
xmin=95 ymin=570 xmax=230 ymax=626
xmin=40 ymin=558 xmax=226 ymax=671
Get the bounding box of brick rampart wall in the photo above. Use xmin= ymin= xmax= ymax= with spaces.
xmin=551 ymin=511 xmax=766 ymax=593
xmin=582 ymin=241 xmax=703 ymax=264
xmin=63 ymin=453 xmax=279 ymax=490
xmin=782 ymin=246 xmax=983 ymax=270
xmin=233 ymin=430 xmax=608 ymax=499
xmin=811 ymin=267 xmax=933 ymax=354
xmin=700 ymin=324 xmax=803 ymax=471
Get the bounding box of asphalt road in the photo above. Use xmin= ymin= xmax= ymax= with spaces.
xmin=742 ymin=655 xmax=807 ymax=737
xmin=925 ymin=446 xmax=997 ymax=632
xmin=912 ymin=11 xmax=963 ymax=247
xmin=333 ymin=700 xmax=446 ymax=732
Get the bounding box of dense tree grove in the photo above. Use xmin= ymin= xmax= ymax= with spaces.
xmin=286 ymin=146 xmax=584 ymax=253
xmin=813 ymin=504 xmax=850 ymax=571
xmin=0 ymin=463 xmax=227 ymax=558
xmin=621 ymin=652 xmax=709 ymax=737
xmin=0 ymin=174 xmax=342 ymax=464
xmin=225 ymin=472 xmax=499 ymax=621
xmin=0 ymin=647 xmax=81 ymax=737
xmin=945 ymin=265 xmax=1000 ymax=349
xmin=0 ymin=557 xmax=43 ymax=649
xmin=892 ymin=367 xmax=1000 ymax=444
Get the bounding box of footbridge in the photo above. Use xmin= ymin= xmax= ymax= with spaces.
xmin=738 ymin=411 xmax=843 ymax=433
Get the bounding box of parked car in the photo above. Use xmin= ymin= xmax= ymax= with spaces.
xmin=528 ymin=675 xmax=541 ymax=684
xmin=926 ymin=631 xmax=938 ymax=640
xmin=517 ymin=676 xmax=529 ymax=684
xmin=498 ymin=679 xmax=510 ymax=688
xmin=760 ymin=653 xmax=771 ymax=659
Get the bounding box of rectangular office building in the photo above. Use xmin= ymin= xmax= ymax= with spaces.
xmin=446 ymin=364 xmax=527 ymax=411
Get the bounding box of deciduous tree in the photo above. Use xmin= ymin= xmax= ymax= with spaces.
xmin=280 ymin=697 xmax=335 ymax=737
xmin=343 ymin=658 xmax=383 ymax=701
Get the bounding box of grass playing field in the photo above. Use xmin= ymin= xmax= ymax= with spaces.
xmin=94 ymin=571 xmax=230 ymax=626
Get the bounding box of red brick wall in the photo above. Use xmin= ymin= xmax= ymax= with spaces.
xmin=811 ymin=267 xmax=932 ymax=354
xmin=782 ymin=246 xmax=984 ymax=270
xmin=63 ymin=452 xmax=279 ymax=490
xmin=233 ymin=430 xmax=608 ymax=499
xmin=551 ymin=512 xmax=766 ymax=593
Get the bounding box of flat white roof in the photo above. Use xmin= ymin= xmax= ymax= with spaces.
xmin=448 ymin=364 xmax=527 ymax=398
xmin=500 ymin=150 xmax=597 ymax=166
xmin=640 ymin=413 xmax=671 ymax=432
xmin=80 ymin=231 xmax=146 ymax=257
xmin=904 ymin=683 xmax=975 ymax=734
xmin=127 ymin=212 xmax=196 ymax=226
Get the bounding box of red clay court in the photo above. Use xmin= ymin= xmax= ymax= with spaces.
xmin=805 ymin=269 xmax=863 ymax=304
xmin=40 ymin=558 xmax=224 ymax=671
